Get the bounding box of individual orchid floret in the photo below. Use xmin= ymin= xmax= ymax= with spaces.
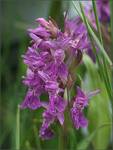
xmin=39 ymin=95 xmax=67 ymax=139
xmin=28 ymin=27 xmax=51 ymax=39
xmin=36 ymin=18 xmax=49 ymax=28
xmin=39 ymin=110 xmax=55 ymax=140
xmin=36 ymin=17 xmax=59 ymax=38
xmin=71 ymin=87 xmax=88 ymax=129
xmin=20 ymin=89 xmax=41 ymax=110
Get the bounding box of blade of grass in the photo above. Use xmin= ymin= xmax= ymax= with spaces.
xmin=72 ymin=1 xmax=112 ymax=100
xmin=92 ymin=0 xmax=103 ymax=44
xmin=90 ymin=40 xmax=112 ymax=101
xmin=79 ymin=1 xmax=112 ymax=100
xmin=91 ymin=0 xmax=112 ymax=99
xmin=110 ymin=0 xmax=113 ymax=59
xmin=72 ymin=1 xmax=112 ymax=66
xmin=102 ymin=57 xmax=112 ymax=97
xmin=16 ymin=105 xmax=20 ymax=150
xmin=110 ymin=0 xmax=113 ymax=104
xmin=80 ymin=1 xmax=112 ymax=65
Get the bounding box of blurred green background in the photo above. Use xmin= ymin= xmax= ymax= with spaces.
xmin=1 ymin=0 xmax=112 ymax=150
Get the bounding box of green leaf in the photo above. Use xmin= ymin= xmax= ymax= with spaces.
xmin=77 ymin=123 xmax=112 ymax=150
xmin=110 ymin=0 xmax=113 ymax=104
xmin=82 ymin=55 xmax=112 ymax=150
xmin=92 ymin=0 xmax=103 ymax=44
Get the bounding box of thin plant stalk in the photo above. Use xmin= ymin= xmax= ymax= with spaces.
xmin=33 ymin=125 xmax=41 ymax=150
xmin=79 ymin=1 xmax=112 ymax=100
xmin=25 ymin=141 xmax=32 ymax=150
xmin=58 ymin=126 xmax=64 ymax=150
xmin=72 ymin=1 xmax=112 ymax=66
xmin=66 ymin=88 xmax=77 ymax=150
xmin=72 ymin=1 xmax=112 ymax=101
xmin=91 ymin=0 xmax=112 ymax=99
xmin=110 ymin=0 xmax=113 ymax=106
xmin=92 ymin=0 xmax=103 ymax=44
xmin=110 ymin=0 xmax=113 ymax=61
xmin=16 ymin=105 xmax=20 ymax=150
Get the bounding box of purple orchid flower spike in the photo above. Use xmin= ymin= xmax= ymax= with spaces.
xmin=20 ymin=15 xmax=99 ymax=140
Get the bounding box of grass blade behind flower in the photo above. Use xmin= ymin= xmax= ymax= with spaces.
xmin=16 ymin=105 xmax=20 ymax=150
xmin=72 ymin=1 xmax=112 ymax=66
xmin=92 ymin=0 xmax=103 ymax=44
xmin=91 ymin=0 xmax=112 ymax=100
xmin=110 ymin=0 xmax=113 ymax=104
xmin=79 ymin=1 xmax=112 ymax=99
xmin=110 ymin=0 xmax=113 ymax=59
xmin=72 ymin=1 xmax=112 ymax=101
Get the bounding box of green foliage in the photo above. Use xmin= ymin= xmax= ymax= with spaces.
xmin=77 ymin=123 xmax=111 ymax=150
xmin=72 ymin=0 xmax=112 ymax=108
xmin=72 ymin=1 xmax=112 ymax=150
xmin=82 ymin=55 xmax=112 ymax=150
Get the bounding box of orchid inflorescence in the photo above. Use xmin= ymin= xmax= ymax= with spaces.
xmin=20 ymin=0 xmax=109 ymax=140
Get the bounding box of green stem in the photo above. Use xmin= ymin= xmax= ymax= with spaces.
xmin=58 ymin=126 xmax=64 ymax=150
xmin=110 ymin=0 xmax=113 ymax=61
xmin=72 ymin=1 xmax=112 ymax=66
xmin=92 ymin=0 xmax=103 ymax=44
xmin=16 ymin=105 xmax=20 ymax=150
xmin=92 ymin=0 xmax=112 ymax=101
xmin=110 ymin=0 xmax=113 ymax=112
xmin=59 ymin=88 xmax=71 ymax=150
xmin=25 ymin=141 xmax=32 ymax=150
xmin=73 ymin=1 xmax=112 ymax=101
xmin=33 ymin=125 xmax=41 ymax=150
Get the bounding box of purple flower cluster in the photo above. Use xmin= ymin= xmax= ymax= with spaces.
xmin=20 ymin=17 xmax=91 ymax=139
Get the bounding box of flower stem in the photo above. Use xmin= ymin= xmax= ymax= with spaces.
xmin=16 ymin=105 xmax=20 ymax=150
xmin=59 ymin=88 xmax=70 ymax=150
xmin=33 ymin=125 xmax=41 ymax=150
